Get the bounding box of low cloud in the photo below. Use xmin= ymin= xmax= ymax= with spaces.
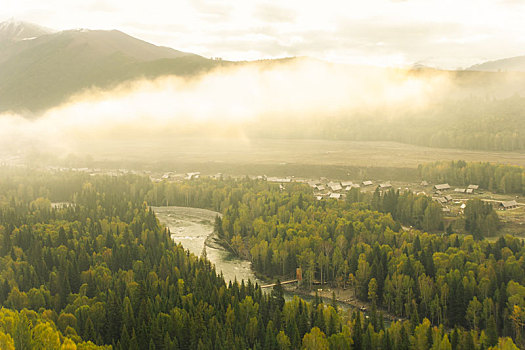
xmin=0 ymin=59 xmax=455 ymax=158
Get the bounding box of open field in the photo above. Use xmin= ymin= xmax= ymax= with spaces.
xmin=496 ymin=206 xmax=525 ymax=237
xmin=53 ymin=138 xmax=525 ymax=180
xmin=77 ymin=138 xmax=525 ymax=167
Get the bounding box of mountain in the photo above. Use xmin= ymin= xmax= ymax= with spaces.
xmin=1 ymin=19 xmax=524 ymax=116
xmin=0 ymin=20 xmax=223 ymax=114
xmin=467 ymin=55 xmax=525 ymax=72
xmin=0 ymin=18 xmax=52 ymax=42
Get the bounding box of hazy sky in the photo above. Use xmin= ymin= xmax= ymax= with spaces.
xmin=2 ymin=0 xmax=524 ymax=69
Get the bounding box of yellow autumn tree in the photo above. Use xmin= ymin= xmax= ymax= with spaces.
xmin=301 ymin=327 xmax=329 ymax=350
xmin=31 ymin=322 xmax=61 ymax=350
xmin=0 ymin=331 xmax=15 ymax=350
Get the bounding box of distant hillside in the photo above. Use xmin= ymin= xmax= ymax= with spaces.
xmin=247 ymin=68 xmax=525 ymax=152
xmin=0 ymin=20 xmax=224 ymax=114
xmin=468 ymin=55 xmax=525 ymax=72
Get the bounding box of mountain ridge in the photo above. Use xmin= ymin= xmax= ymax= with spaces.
xmin=0 ymin=20 xmax=224 ymax=114
xmin=467 ymin=55 xmax=525 ymax=72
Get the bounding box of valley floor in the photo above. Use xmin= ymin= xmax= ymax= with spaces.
xmin=67 ymin=138 xmax=525 ymax=170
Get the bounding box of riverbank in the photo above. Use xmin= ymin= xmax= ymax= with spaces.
xmin=289 ymin=284 xmax=403 ymax=324
xmin=265 ymin=281 xmax=402 ymax=323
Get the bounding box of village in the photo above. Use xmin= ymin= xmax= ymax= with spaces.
xmin=151 ymin=169 xmax=523 ymax=236
xmin=35 ymin=164 xmax=524 ymax=238
xmin=267 ymin=176 xmax=521 ymax=214
xmin=41 ymin=165 xmax=523 ymax=210
xmin=261 ymin=174 xmax=523 ymax=238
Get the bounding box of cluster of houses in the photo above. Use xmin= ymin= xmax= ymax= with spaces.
xmin=150 ymin=171 xmax=206 ymax=182
xmin=431 ymin=182 xmax=480 ymax=196
xmin=267 ymin=177 xmax=292 ymax=183
xmin=430 ymin=183 xmax=481 ymax=214
xmin=430 ymin=184 xmax=451 ymax=211
xmin=454 ymin=184 xmax=479 ymax=194
xmin=306 ymin=179 xmax=392 ymax=200
xmin=427 ymin=182 xmax=521 ymax=213
xmin=309 ymin=180 xmax=353 ymax=200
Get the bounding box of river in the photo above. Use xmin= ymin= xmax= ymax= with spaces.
xmin=153 ymin=206 xmax=263 ymax=286
xmin=153 ymin=206 xmax=358 ymax=311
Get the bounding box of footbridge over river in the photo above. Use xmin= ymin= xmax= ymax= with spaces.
xmin=260 ymin=280 xmax=299 ymax=288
